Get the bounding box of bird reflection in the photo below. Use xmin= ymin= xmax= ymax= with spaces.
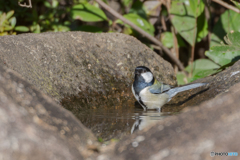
xmin=131 ymin=110 xmax=170 ymax=134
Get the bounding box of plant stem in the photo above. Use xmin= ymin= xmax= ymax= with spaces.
xmin=95 ymin=0 xmax=185 ymax=71
xmin=212 ymin=0 xmax=240 ymax=13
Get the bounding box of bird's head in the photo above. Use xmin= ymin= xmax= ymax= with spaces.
xmin=134 ymin=66 xmax=154 ymax=84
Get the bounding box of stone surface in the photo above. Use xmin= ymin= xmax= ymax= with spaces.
xmin=0 ymin=32 xmax=176 ymax=109
xmin=0 ymin=64 xmax=98 ymax=160
xmin=2 ymin=31 xmax=240 ymax=160
xmin=162 ymin=60 xmax=240 ymax=112
xmin=100 ymin=62 xmax=240 ymax=160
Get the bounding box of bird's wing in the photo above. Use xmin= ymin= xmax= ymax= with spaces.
xmin=167 ymin=83 xmax=207 ymax=101
xmin=162 ymin=83 xmax=173 ymax=92
xmin=148 ymin=79 xmax=171 ymax=94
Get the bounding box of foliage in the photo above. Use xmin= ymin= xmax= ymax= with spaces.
xmin=0 ymin=10 xmax=16 ymax=35
xmin=206 ymin=32 xmax=240 ymax=66
xmin=1 ymin=0 xmax=240 ymax=85
xmin=177 ymin=59 xmax=220 ymax=84
xmin=71 ymin=3 xmax=107 ymax=22
xmin=170 ymin=0 xmax=207 ymax=46
xmin=210 ymin=9 xmax=240 ymax=47
xmin=116 ymin=13 xmax=155 ymax=36
xmin=178 ymin=31 xmax=240 ymax=84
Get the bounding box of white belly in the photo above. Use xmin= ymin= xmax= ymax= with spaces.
xmin=139 ymin=87 xmax=170 ymax=109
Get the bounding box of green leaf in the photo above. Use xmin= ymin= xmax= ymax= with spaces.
xmin=71 ymin=3 xmax=107 ymax=22
xmin=176 ymin=34 xmax=186 ymax=47
xmin=161 ymin=32 xmax=186 ymax=48
xmin=176 ymin=72 xmax=188 ymax=85
xmin=129 ymin=0 xmax=147 ymax=19
xmin=44 ymin=1 xmax=51 ymax=8
xmin=57 ymin=25 xmax=70 ymax=32
xmin=74 ymin=25 xmax=103 ymax=33
xmin=0 ymin=32 xmax=8 ymax=36
xmin=191 ymin=69 xmax=220 ymax=82
xmin=31 ymin=24 xmax=40 ymax=33
xmin=15 ymin=26 xmax=29 ymax=32
xmin=170 ymin=0 xmax=205 ymax=46
xmin=123 ymin=0 xmax=132 ymax=7
xmin=231 ymin=0 xmax=240 ymax=9
xmin=64 ymin=21 xmax=71 ymax=25
xmin=108 ymin=20 xmax=113 ymax=26
xmin=185 ymin=59 xmax=219 ymax=74
xmin=0 ymin=13 xmax=6 ymax=24
xmin=52 ymin=0 xmax=59 ymax=8
xmin=116 ymin=13 xmax=155 ymax=36
xmin=4 ymin=25 xmax=13 ymax=31
xmin=161 ymin=32 xmax=174 ymax=48
xmin=122 ymin=0 xmax=132 ymax=7
xmin=185 ymin=59 xmax=220 ymax=82
xmin=9 ymin=17 xmax=16 ymax=27
xmin=189 ymin=0 xmax=204 ymax=17
xmin=122 ymin=27 xmax=133 ymax=35
xmin=6 ymin=10 xmax=14 ymax=19
xmin=178 ymin=59 xmax=219 ymax=84
xmin=35 ymin=24 xmax=41 ymax=33
xmin=196 ymin=11 xmax=208 ymax=42
xmin=206 ymin=32 xmax=240 ymax=66
xmin=211 ymin=10 xmax=240 ymax=47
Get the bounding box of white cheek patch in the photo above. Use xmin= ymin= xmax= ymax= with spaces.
xmin=141 ymin=72 xmax=153 ymax=83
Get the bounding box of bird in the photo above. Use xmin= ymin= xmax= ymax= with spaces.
xmin=132 ymin=66 xmax=207 ymax=111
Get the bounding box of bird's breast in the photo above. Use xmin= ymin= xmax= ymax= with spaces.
xmin=139 ymin=87 xmax=170 ymax=109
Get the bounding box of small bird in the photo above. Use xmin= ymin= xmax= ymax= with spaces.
xmin=132 ymin=66 xmax=207 ymax=111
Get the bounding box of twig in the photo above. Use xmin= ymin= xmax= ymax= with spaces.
xmin=95 ymin=0 xmax=185 ymax=71
xmin=151 ymin=44 xmax=162 ymax=51
xmin=161 ymin=15 xmax=167 ymax=31
xmin=212 ymin=0 xmax=240 ymax=13
xmin=172 ymin=27 xmax=179 ymax=73
xmin=165 ymin=0 xmax=183 ymax=74
xmin=18 ymin=0 xmax=32 ymax=8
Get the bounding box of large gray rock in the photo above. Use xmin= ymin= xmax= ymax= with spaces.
xmin=162 ymin=60 xmax=240 ymax=112
xmin=0 ymin=64 xmax=98 ymax=160
xmin=100 ymin=61 xmax=240 ymax=160
xmin=2 ymin=31 xmax=240 ymax=160
xmin=0 ymin=32 xmax=176 ymax=109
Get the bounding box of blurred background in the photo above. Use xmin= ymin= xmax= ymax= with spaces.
xmin=1 ymin=0 xmax=240 ymax=84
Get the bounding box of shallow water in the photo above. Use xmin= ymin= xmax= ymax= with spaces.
xmin=73 ymin=104 xmax=175 ymax=141
xmin=61 ymin=89 xmax=186 ymax=141
xmin=61 ymin=82 xmax=209 ymax=141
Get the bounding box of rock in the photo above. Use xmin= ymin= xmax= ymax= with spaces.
xmin=3 ymin=31 xmax=240 ymax=160
xmin=162 ymin=60 xmax=240 ymax=112
xmin=0 ymin=64 xmax=98 ymax=160
xmin=0 ymin=32 xmax=177 ymax=142
xmin=102 ymin=61 xmax=240 ymax=160
xmin=0 ymin=32 xmax=176 ymax=110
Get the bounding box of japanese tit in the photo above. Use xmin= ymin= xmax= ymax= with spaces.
xmin=132 ymin=66 xmax=207 ymax=111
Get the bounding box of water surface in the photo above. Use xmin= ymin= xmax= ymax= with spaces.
xmin=73 ymin=104 xmax=175 ymax=141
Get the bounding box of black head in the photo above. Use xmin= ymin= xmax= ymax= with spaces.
xmin=134 ymin=66 xmax=152 ymax=76
xmin=133 ymin=66 xmax=154 ymax=96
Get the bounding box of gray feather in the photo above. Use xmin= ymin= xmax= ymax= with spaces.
xmin=166 ymin=83 xmax=207 ymax=102
xmin=149 ymin=81 xmax=171 ymax=94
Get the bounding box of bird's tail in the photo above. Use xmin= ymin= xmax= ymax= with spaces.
xmin=166 ymin=83 xmax=207 ymax=102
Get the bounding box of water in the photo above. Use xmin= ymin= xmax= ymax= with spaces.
xmin=73 ymin=104 xmax=175 ymax=141
xmin=61 ymin=81 xmax=208 ymax=141
xmin=61 ymin=90 xmax=184 ymax=141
